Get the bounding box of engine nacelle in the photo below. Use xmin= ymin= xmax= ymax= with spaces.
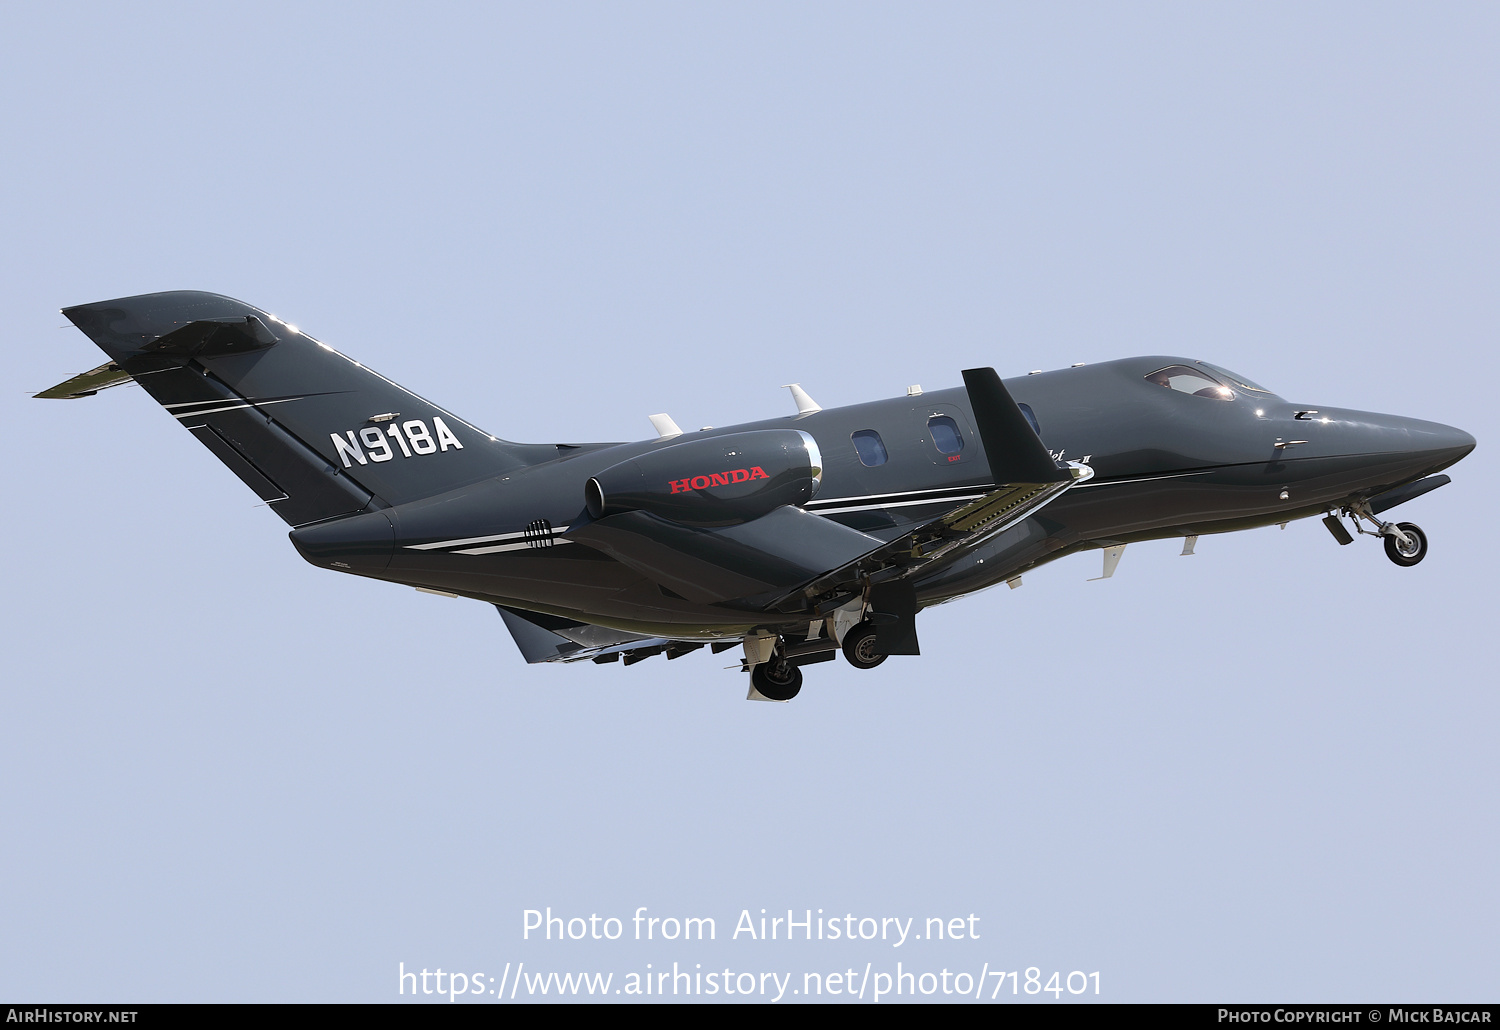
xmin=585 ymin=429 xmax=823 ymax=527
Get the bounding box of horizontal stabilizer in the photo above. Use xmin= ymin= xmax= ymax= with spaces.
xmin=53 ymin=291 xmax=563 ymax=524
xmin=35 ymin=362 xmax=132 ymax=399
xmin=496 ymin=606 xmax=658 ymax=664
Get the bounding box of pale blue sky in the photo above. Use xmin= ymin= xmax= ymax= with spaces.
xmin=2 ymin=2 xmax=1495 ymax=1002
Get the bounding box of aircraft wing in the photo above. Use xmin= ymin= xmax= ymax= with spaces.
xmin=783 ymin=469 xmax=1082 ymax=611
xmin=563 ymin=367 xmax=1083 ymax=616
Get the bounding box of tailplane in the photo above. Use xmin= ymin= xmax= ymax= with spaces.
xmin=46 ymin=291 xmax=557 ymax=526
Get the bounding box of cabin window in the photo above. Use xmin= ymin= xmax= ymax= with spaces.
xmin=927 ymin=415 xmax=965 ymax=454
xmin=1018 ymin=402 xmax=1042 ymax=437
xmin=1145 ymin=365 xmax=1234 ymax=400
xmin=851 ymin=429 xmax=888 ymax=467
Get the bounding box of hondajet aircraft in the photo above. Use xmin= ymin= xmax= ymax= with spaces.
xmin=41 ymin=291 xmax=1475 ymax=701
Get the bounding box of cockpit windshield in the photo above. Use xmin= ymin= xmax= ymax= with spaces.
xmin=1145 ymin=365 xmax=1235 ymax=400
xmin=1195 ymin=361 xmax=1273 ymax=394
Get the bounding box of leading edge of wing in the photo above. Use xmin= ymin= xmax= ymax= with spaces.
xmin=788 ymin=471 xmax=1084 ymax=606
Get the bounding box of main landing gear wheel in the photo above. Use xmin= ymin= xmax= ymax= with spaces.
xmin=841 ymin=623 xmax=888 ymax=670
xmin=1383 ymin=522 xmax=1428 ymax=567
xmin=751 ymin=660 xmax=803 ymax=701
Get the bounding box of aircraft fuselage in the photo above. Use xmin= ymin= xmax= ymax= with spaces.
xmin=290 ymin=355 xmax=1474 ymax=639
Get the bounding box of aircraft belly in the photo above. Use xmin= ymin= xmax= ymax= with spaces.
xmin=1067 ymin=452 xmax=1442 ymax=531
xmin=301 ymin=450 xmax=1458 ymax=630
xmin=1270 ymin=450 xmax=1465 ymax=502
xmin=915 ymin=449 xmax=1458 ymax=603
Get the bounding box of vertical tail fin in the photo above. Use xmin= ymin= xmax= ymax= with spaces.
xmin=55 ymin=291 xmax=558 ymax=525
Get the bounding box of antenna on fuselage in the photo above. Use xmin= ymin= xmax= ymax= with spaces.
xmin=781 ymin=384 xmax=822 ymax=416
xmin=1087 ymin=544 xmax=1127 ymax=581
xmin=648 ymin=413 xmax=683 ymax=439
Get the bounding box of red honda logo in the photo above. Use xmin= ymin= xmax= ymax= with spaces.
xmin=669 ymin=467 xmax=770 ymax=494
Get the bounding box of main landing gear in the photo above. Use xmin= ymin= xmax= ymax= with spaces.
xmin=840 ymin=622 xmax=888 ymax=670
xmin=750 ymin=658 xmax=803 ymax=701
xmin=745 ymin=618 xmax=892 ymax=701
xmin=1324 ymin=501 xmax=1429 ymax=567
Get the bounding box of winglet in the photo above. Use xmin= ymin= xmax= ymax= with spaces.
xmin=960 ymin=367 xmax=1070 ymax=484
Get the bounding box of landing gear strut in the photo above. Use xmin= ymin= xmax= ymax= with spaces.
xmin=1326 ymin=501 xmax=1428 ymax=567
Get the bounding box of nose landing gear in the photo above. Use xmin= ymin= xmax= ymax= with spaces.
xmin=1325 ymin=501 xmax=1429 ymax=567
xmin=1383 ymin=522 xmax=1427 ymax=566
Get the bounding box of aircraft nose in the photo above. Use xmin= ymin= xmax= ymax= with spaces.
xmin=1405 ymin=418 xmax=1476 ymax=471
xmin=1299 ymin=409 xmax=1476 ymax=489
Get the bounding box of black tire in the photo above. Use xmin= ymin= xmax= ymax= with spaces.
xmin=751 ymin=660 xmax=803 ymax=701
xmin=841 ymin=623 xmax=888 ymax=670
xmin=1384 ymin=522 xmax=1427 ymax=567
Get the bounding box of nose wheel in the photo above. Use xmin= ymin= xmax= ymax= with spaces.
xmin=1326 ymin=502 xmax=1429 ymax=567
xmin=1383 ymin=522 xmax=1427 ymax=566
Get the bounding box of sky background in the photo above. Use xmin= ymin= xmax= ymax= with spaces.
xmin=2 ymin=1 xmax=1496 ymax=1004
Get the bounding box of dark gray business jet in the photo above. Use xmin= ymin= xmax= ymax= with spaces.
xmin=41 ymin=292 xmax=1475 ymax=701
